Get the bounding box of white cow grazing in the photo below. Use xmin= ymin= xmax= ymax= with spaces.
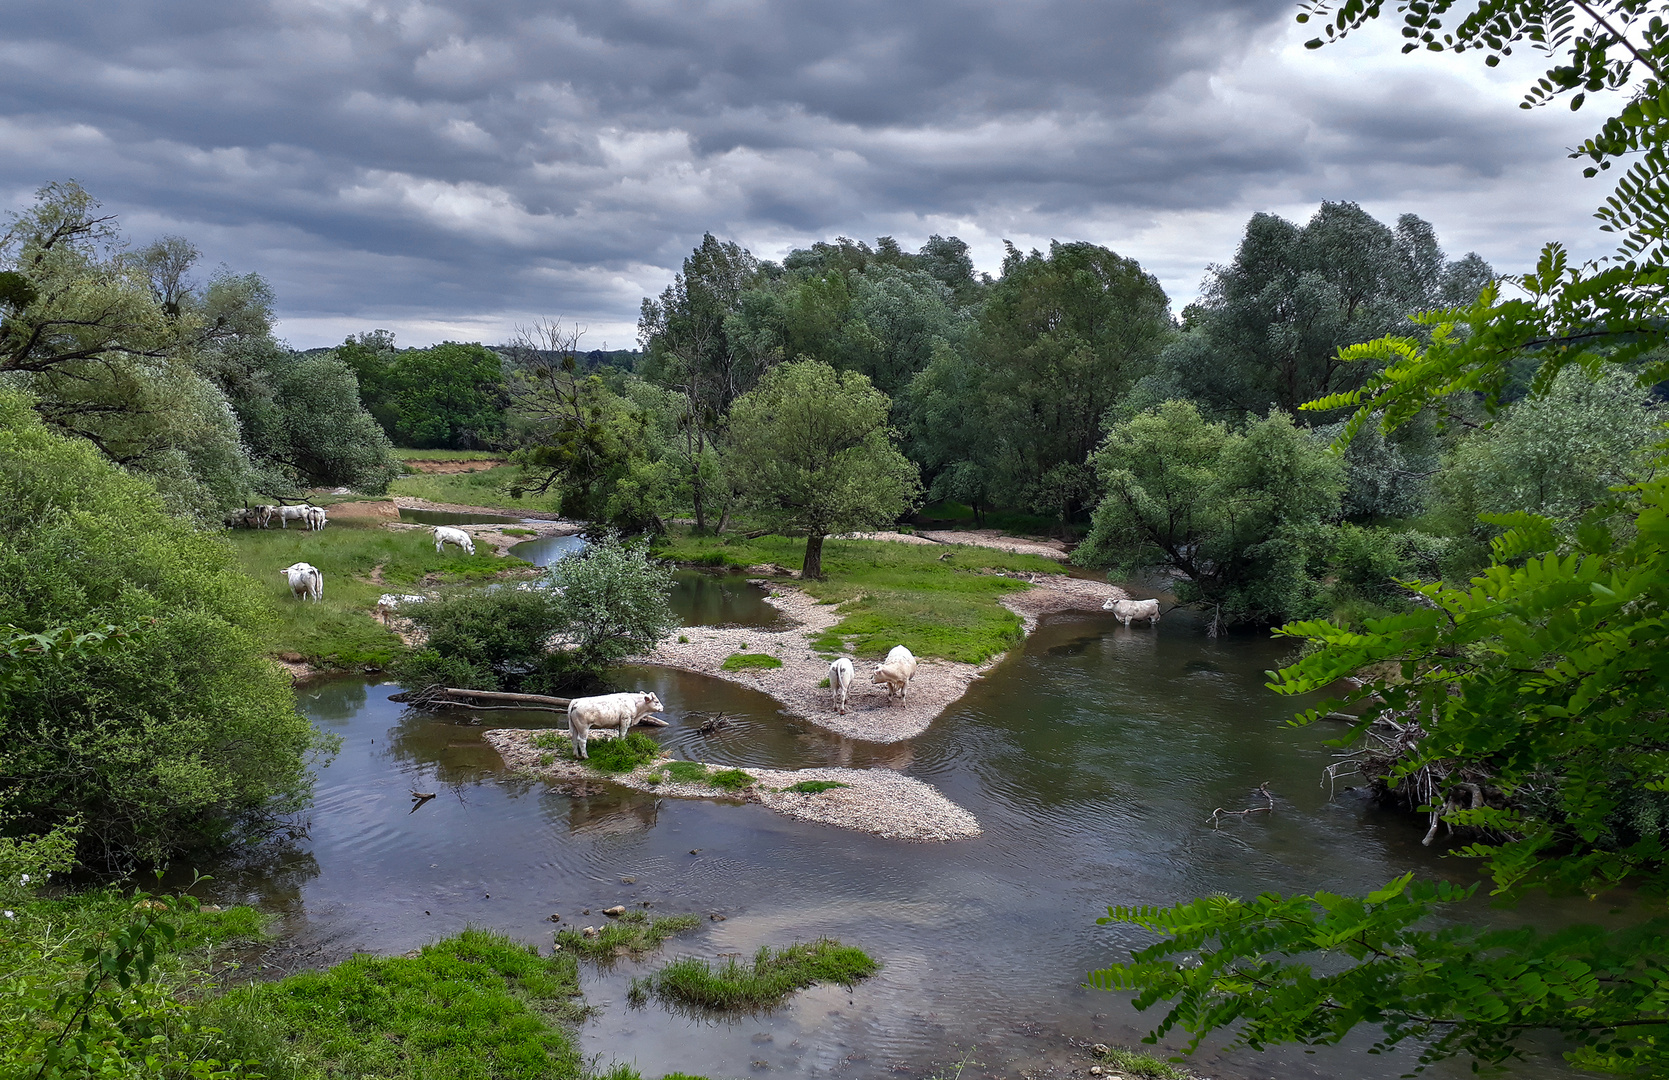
xmin=306 ymin=506 xmax=327 ymax=531
xmin=870 ymin=645 xmax=917 ymax=704
xmin=433 ymin=526 xmax=475 ymax=555
xmin=276 ymin=505 xmax=312 ymax=529
xmin=279 ymin=562 xmax=323 ymax=602
xmin=828 ymin=657 xmax=854 ymax=714
xmin=1102 ymin=597 xmax=1161 ymax=627
xmin=566 ymin=691 xmax=664 ymax=760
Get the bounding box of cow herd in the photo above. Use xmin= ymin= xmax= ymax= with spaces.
xmin=268 ymin=524 xmax=479 ymax=606
xmin=228 ymin=503 xmax=327 ymax=531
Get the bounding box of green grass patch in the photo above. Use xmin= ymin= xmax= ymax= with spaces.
xmin=398 ymin=448 xmax=505 ymax=462
xmin=720 ymin=652 xmax=782 ymax=671
xmin=783 ymin=780 xmax=849 ymax=794
xmin=213 ymin=929 xmax=587 ymax=1080
xmin=655 ymin=531 xmax=1063 ymax=664
xmin=555 ymin=911 xmax=701 ymax=963
xmin=502 ymin=527 xmax=538 ymax=537
xmin=705 ymin=768 xmax=754 ymax=792
xmin=1091 ymin=1045 xmax=1192 ymax=1080
xmin=582 ymin=731 xmax=663 ymax=773
xmin=629 ymin=939 xmax=877 ymax=1011
xmin=225 ymin=519 xmax=521 ymax=666
xmin=391 ymin=465 xmax=562 ymax=513
xmin=663 ymin=760 xmax=711 ymax=783
xmin=916 ymin=501 xmax=1059 ymax=536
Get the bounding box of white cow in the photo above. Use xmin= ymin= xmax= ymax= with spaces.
xmin=828 ymin=657 xmax=854 ymax=714
xmin=254 ymin=505 xmax=276 ymax=529
xmin=275 ymin=505 xmax=312 ymax=529
xmin=566 ymin=691 xmax=665 ymax=760
xmin=433 ymin=526 xmax=475 ymax=555
xmin=870 ymin=645 xmax=917 ymax=704
xmin=279 ymin=562 xmax=323 ymax=602
xmin=1102 ymin=597 xmax=1161 ymax=627
xmin=306 ymin=506 xmax=327 ymax=531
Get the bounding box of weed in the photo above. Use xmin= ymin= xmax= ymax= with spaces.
xmin=644 ymin=773 xmax=662 ymax=786
xmin=664 ymin=760 xmax=711 ymax=783
xmin=783 ymin=780 xmax=848 ymax=794
xmin=816 ymin=677 xmax=830 ymax=688
xmin=721 ymin=653 xmax=782 ymax=671
xmin=706 ymin=768 xmax=754 ymax=792
xmin=677 ymin=634 xmax=690 ymax=644
xmin=583 ymin=731 xmax=663 ymax=773
xmin=556 ymin=911 xmax=701 ymax=964
xmin=629 ymin=939 xmax=877 ymax=1011
xmin=1092 ymin=1045 xmax=1192 ymax=1079
xmin=540 ymin=753 xmax=556 ymax=766
xmin=531 ymin=730 xmax=566 ymax=750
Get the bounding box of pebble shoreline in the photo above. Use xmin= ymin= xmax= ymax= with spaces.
xmin=483 ymin=728 xmax=982 ymax=841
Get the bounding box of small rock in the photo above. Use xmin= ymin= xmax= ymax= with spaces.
xmin=1090 ymin=1045 xmax=1109 ymax=1056
xmin=690 ymin=849 xmax=700 ymax=854
xmin=582 ymin=926 xmax=598 ymax=937
xmin=552 ymin=943 xmax=563 ymax=951
xmin=200 ymin=904 xmax=221 ymax=913
xmin=709 ymin=913 xmax=727 ymax=921
xmin=750 ymin=1062 xmax=769 ymax=1071
xmin=582 ymin=909 xmax=590 ymax=915
xmin=752 ymin=1033 xmax=774 ymax=1044
xmin=621 ymin=877 xmax=636 ymax=884
xmin=604 ymin=905 xmax=626 ymax=917
xmin=548 ymin=913 xmax=561 ymax=922
xmin=403 ymin=949 xmax=420 ymax=958
xmin=613 ymin=945 xmax=630 ymax=956
xmin=1090 ymin=1069 xmax=1102 ymax=1076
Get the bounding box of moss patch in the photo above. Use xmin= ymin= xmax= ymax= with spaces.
xmin=556 ymin=911 xmax=701 ymax=963
xmin=705 ymin=768 xmax=754 ymax=792
xmin=656 ymin=531 xmax=1062 ymax=664
xmin=630 ymin=939 xmax=878 ymax=1011
xmin=720 ymin=652 xmax=782 ymax=671
xmin=783 ymin=780 xmax=849 ymax=794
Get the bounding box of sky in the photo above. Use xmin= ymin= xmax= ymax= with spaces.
xmin=0 ymin=0 xmax=1612 ymax=350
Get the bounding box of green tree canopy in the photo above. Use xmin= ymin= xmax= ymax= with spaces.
xmin=0 ymin=387 xmax=326 ymax=869
xmin=726 ymin=359 xmax=920 ymax=578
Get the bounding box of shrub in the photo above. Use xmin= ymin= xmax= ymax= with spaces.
xmin=0 ymin=389 xmax=328 ymax=869
xmin=583 ymin=732 xmax=662 ymax=774
xmin=720 ymin=653 xmax=782 ymax=671
xmin=629 ymin=939 xmax=877 ymax=1010
xmin=544 ymin=534 xmax=678 ymax=672
xmin=393 ymin=587 xmax=567 ymax=692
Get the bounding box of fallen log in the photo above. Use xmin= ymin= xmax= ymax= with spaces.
xmin=388 ymin=685 xmax=668 ymax=724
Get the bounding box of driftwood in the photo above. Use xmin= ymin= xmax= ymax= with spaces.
xmin=1209 ymin=782 xmax=1274 ymax=827
xmin=409 ymin=790 xmax=436 ymax=814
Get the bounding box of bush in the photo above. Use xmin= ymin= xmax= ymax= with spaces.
xmin=583 ymin=731 xmax=662 ymax=773
xmin=0 ymin=389 xmax=329 ymax=869
xmin=629 ymin=939 xmax=878 ymax=1011
xmin=544 ymin=534 xmax=679 ymax=672
xmin=394 ymin=587 xmax=568 ymax=692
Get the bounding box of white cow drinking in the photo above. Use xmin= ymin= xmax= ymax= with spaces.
xmin=433 ymin=526 xmax=475 ymax=555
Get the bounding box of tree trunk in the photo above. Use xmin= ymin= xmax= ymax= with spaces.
xmin=801 ymin=533 xmax=826 ymax=580
xmin=715 ymin=507 xmax=729 ymax=535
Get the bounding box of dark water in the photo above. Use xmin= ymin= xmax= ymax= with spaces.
xmin=668 ymin=570 xmax=784 ymax=629
xmin=398 ymin=507 xmax=526 ymax=526
xmin=188 ymin=610 xmax=1615 ymax=1080
xmin=510 ymin=533 xmax=589 ymax=566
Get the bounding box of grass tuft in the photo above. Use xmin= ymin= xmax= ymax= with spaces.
xmin=555 ymin=910 xmax=701 ymax=964
xmin=1092 ymin=1045 xmax=1193 ymax=1079
xmin=705 ymin=768 xmax=753 ymax=792
xmin=720 ymin=652 xmax=782 ymax=671
xmin=664 ymin=760 xmax=710 ymax=783
xmin=582 ymin=731 xmax=662 ymax=773
xmin=783 ymin=780 xmax=849 ymax=794
xmin=630 ymin=939 xmax=877 ymax=1011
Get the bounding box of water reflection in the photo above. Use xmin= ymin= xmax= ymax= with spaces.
xmin=510 ymin=533 xmax=588 ymax=566
xmin=667 ymin=570 xmax=783 ymax=629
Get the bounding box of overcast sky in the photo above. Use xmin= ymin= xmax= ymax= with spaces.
xmin=0 ymin=0 xmax=1608 ymax=350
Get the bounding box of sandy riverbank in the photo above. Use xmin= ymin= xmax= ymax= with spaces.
xmin=838 ymin=529 xmax=1071 ymax=560
xmin=483 ymin=728 xmax=981 ymax=841
xmin=633 ymin=574 xmax=1126 ymax=743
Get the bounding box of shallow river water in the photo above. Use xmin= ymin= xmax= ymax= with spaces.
xmin=191 ymin=593 xmax=1619 ymax=1080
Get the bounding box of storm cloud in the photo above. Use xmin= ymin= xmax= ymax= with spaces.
xmin=0 ymin=0 xmax=1605 ymax=347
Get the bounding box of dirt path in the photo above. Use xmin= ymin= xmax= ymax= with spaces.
xmin=485 ymin=729 xmax=981 ymax=841
xmin=403 ymin=458 xmax=505 ymax=474
xmin=633 ymin=576 xmax=1126 ymax=743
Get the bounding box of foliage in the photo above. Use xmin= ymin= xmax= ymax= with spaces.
xmin=341 ymin=336 xmax=506 ymax=449
xmin=4 ymin=886 xmax=269 ymax=1080
xmin=726 ymin=359 xmax=920 ymax=577
xmin=0 ymin=388 xmax=326 ymax=869
xmin=1076 ymin=401 xmax=1345 ymax=624
xmin=579 ymin=731 xmax=663 ymax=774
xmin=720 ymin=652 xmax=782 ymax=671
xmin=554 ymin=911 xmax=700 ymax=962
xmin=395 ymin=586 xmax=567 ymax=693
xmin=704 ymin=768 xmax=754 ymax=792
xmin=1092 ymin=873 xmax=1669 ymax=1076
xmin=542 ymin=534 xmax=678 ymax=672
xmin=655 ymin=530 xmax=1058 ymax=663
xmin=217 ymin=929 xmax=589 ymax=1080
xmin=782 ymin=780 xmax=849 ymax=794
xmin=389 ymin=464 xmax=564 ymax=514
xmin=628 ymin=940 xmax=878 ymax=1011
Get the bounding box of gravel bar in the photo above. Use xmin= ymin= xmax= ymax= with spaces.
xmin=483 ymin=728 xmax=981 ymax=841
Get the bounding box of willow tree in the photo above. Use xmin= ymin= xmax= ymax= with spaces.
xmin=725 ymin=359 xmax=919 ymax=578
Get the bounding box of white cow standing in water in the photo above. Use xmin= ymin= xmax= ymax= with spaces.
xmin=828 ymin=657 xmax=854 ymax=714
xmin=433 ymin=526 xmax=475 ymax=555
xmin=566 ymin=691 xmax=665 ymax=760
xmin=1102 ymin=597 xmax=1161 ymax=627
xmin=279 ymin=562 xmax=323 ymax=602
xmin=871 ymin=645 xmax=917 ymax=704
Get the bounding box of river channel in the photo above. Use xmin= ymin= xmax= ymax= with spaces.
xmin=188 ymin=569 xmax=1619 ymax=1080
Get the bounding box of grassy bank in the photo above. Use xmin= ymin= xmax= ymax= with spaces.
xmin=398 ymin=448 xmax=505 ymax=462
xmin=390 ymin=464 xmax=563 ymax=513
xmin=629 ymin=939 xmax=878 ymax=1011
xmin=654 ymin=531 xmax=1064 ymax=664
xmin=225 ymin=519 xmax=523 ymax=666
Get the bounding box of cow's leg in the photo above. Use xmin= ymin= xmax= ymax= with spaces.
xmin=571 ymin=721 xmax=588 ymax=760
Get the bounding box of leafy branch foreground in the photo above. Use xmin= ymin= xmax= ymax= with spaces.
xmin=629 ymin=940 xmax=879 ymax=1011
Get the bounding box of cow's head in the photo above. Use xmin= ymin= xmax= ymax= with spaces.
xmin=1101 ymin=598 xmax=1118 ymax=610
xmin=640 ymin=692 xmax=664 ymax=714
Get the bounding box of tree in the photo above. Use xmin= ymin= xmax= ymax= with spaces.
xmin=382 ymin=342 xmax=506 ymax=448
xmin=0 ymin=387 xmax=326 ymax=869
xmin=544 ymin=533 xmax=678 ymax=672
xmin=1096 ymin=3 xmax=1669 ymax=1071
xmin=1076 ymin=401 xmax=1345 ymax=624
xmin=726 ymin=359 xmax=920 ymax=578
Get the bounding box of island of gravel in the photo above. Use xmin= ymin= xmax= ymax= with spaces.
xmin=483 ymin=728 xmax=981 ymax=842
xmin=631 ymin=566 xmax=1128 ymax=743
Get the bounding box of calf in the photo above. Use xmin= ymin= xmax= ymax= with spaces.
xmin=870 ymin=645 xmax=917 ymax=704
xmin=828 ymin=657 xmax=854 ymax=714
xmin=1102 ymin=597 xmax=1161 ymax=627
xmin=566 ymin=691 xmax=665 ymax=760
xmin=433 ymin=526 xmax=475 ymax=555
xmin=279 ymin=562 xmax=323 ymax=602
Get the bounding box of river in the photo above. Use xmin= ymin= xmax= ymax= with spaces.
xmin=189 ymin=571 xmax=1617 ymax=1080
